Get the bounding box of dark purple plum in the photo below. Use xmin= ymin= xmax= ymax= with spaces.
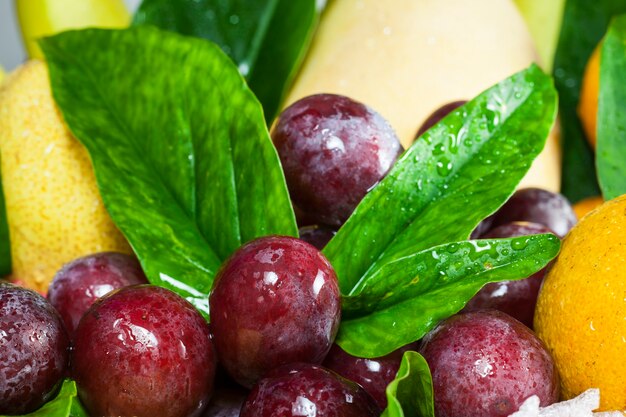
xmin=299 ymin=225 xmax=336 ymax=250
xmin=0 ymin=283 xmax=69 ymax=414
xmin=323 ymin=342 xmax=419 ymax=409
xmin=415 ymin=100 xmax=467 ymax=139
xmin=463 ymin=222 xmax=554 ymax=328
xmin=47 ymin=252 xmax=148 ymax=337
xmin=209 ymin=236 xmax=341 ymax=388
xmin=420 ymin=310 xmax=559 ymax=417
xmin=489 ymin=188 xmax=577 ymax=238
xmin=240 ymin=363 xmax=380 ymax=417
xmin=272 ymin=94 xmax=403 ymax=227
xmin=72 ymin=285 xmax=216 ymax=417
xmin=470 ymin=214 xmax=494 ymax=239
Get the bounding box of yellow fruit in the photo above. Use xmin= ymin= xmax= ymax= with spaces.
xmin=535 ymin=195 xmax=626 ymax=411
xmin=578 ymin=44 xmax=601 ymax=149
xmin=572 ymin=195 xmax=603 ymax=220
xmin=16 ymin=0 xmax=130 ymax=59
xmin=0 ymin=60 xmax=131 ymax=292
xmin=285 ymin=0 xmax=561 ymax=192
xmin=513 ymin=0 xmax=566 ymax=72
xmin=0 ymin=66 xmax=5 ymax=85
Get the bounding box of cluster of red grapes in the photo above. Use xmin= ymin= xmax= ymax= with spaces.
xmin=0 ymin=94 xmax=577 ymax=417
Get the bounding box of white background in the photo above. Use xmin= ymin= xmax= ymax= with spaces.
xmin=1 ymin=0 xmax=141 ymax=71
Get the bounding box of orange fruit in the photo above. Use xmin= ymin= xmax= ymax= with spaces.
xmin=577 ymin=44 xmax=601 ymax=148
xmin=535 ymin=195 xmax=626 ymax=411
xmin=572 ymin=195 xmax=603 ymax=220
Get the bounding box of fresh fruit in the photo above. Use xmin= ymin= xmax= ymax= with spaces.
xmin=240 ymin=363 xmax=381 ymax=417
xmin=209 ymin=236 xmax=341 ymax=388
xmin=572 ymin=195 xmax=603 ymax=220
xmin=298 ymin=225 xmax=336 ymax=250
xmin=272 ymin=94 xmax=403 ymax=227
xmin=285 ymin=0 xmax=561 ymax=192
xmin=513 ymin=0 xmax=566 ymax=71
xmin=0 ymin=66 xmax=5 ymax=85
xmin=16 ymin=0 xmax=130 ymax=59
xmin=0 ymin=60 xmax=130 ymax=292
xmin=415 ymin=100 xmax=467 ymax=140
xmin=0 ymin=283 xmax=69 ymax=415
xmin=323 ymin=342 xmax=419 ymax=409
xmin=420 ymin=310 xmax=559 ymax=417
xmin=578 ymin=44 xmax=601 ymax=148
xmin=489 ymin=188 xmax=577 ymax=238
xmin=47 ymin=252 xmax=148 ymax=337
xmin=462 ymin=222 xmax=554 ymax=328
xmin=72 ymin=285 xmax=216 ymax=417
xmin=534 ymin=195 xmax=626 ymax=410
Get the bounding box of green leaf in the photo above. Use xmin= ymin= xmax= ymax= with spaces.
xmin=133 ymin=0 xmax=318 ymax=123
xmin=597 ymin=14 xmax=626 ymax=200
xmin=381 ymin=351 xmax=434 ymax=417
xmin=40 ymin=27 xmax=297 ymax=316
xmin=337 ymin=234 xmax=560 ymax=358
xmin=323 ymin=64 xmax=557 ymax=295
xmin=0 ymin=160 xmax=11 ymax=276
xmin=0 ymin=380 xmax=88 ymax=417
xmin=553 ymin=0 xmax=626 ymax=202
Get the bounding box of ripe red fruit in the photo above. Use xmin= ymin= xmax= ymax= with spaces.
xmin=209 ymin=236 xmax=341 ymax=388
xmin=72 ymin=285 xmax=216 ymax=417
xmin=0 ymin=283 xmax=69 ymax=415
xmin=420 ymin=310 xmax=559 ymax=417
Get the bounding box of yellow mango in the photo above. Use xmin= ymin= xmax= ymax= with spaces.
xmin=0 ymin=60 xmax=131 ymax=292
xmin=286 ymin=0 xmax=560 ymax=192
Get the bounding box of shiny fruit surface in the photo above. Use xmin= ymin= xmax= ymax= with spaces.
xmin=535 ymin=195 xmax=626 ymax=410
xmin=421 ymin=310 xmax=558 ymax=417
xmin=72 ymin=285 xmax=216 ymax=417
xmin=0 ymin=283 xmax=69 ymax=415
xmin=414 ymin=100 xmax=467 ymax=140
xmin=272 ymin=94 xmax=403 ymax=227
xmin=323 ymin=342 xmax=419 ymax=409
xmin=48 ymin=252 xmax=147 ymax=337
xmin=572 ymin=195 xmax=603 ymax=220
xmin=489 ymin=188 xmax=577 ymax=238
xmin=209 ymin=236 xmax=341 ymax=388
xmin=240 ymin=363 xmax=380 ymax=417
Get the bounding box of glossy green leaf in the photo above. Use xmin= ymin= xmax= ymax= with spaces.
xmin=133 ymin=0 xmax=318 ymax=123
xmin=382 ymin=351 xmax=434 ymax=417
xmin=0 ymin=380 xmax=88 ymax=417
xmin=41 ymin=27 xmax=297 ymax=316
xmin=323 ymin=64 xmax=557 ymax=295
xmin=597 ymin=14 xmax=626 ymax=200
xmin=554 ymin=0 xmax=626 ymax=202
xmin=338 ymin=234 xmax=560 ymax=358
xmin=0 ymin=161 xmax=11 ymax=276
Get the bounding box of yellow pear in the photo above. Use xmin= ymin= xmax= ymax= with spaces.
xmin=513 ymin=0 xmax=566 ymax=72
xmin=0 ymin=60 xmax=131 ymax=292
xmin=16 ymin=0 xmax=130 ymax=58
xmin=286 ymin=0 xmax=560 ymax=192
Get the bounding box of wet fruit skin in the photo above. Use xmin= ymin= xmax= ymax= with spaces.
xmin=534 ymin=195 xmax=626 ymax=410
xmin=47 ymin=252 xmax=148 ymax=337
xmin=323 ymin=342 xmax=419 ymax=409
xmin=72 ymin=285 xmax=216 ymax=417
xmin=272 ymin=93 xmax=403 ymax=227
xmin=414 ymin=100 xmax=467 ymax=139
xmin=209 ymin=236 xmax=341 ymax=388
xmin=240 ymin=363 xmax=381 ymax=417
xmin=462 ymin=222 xmax=553 ymax=328
xmin=489 ymin=188 xmax=577 ymax=238
xmin=0 ymin=283 xmax=69 ymax=415
xmin=420 ymin=310 xmax=559 ymax=417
